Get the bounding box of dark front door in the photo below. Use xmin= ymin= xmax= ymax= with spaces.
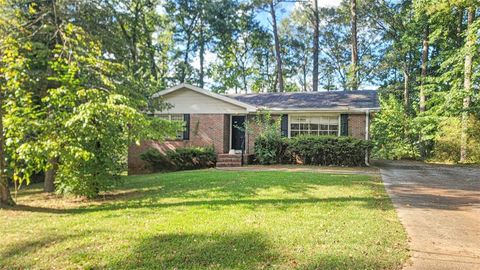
xmin=231 ymin=116 xmax=246 ymax=150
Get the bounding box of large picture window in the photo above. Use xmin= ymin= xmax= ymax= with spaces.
xmin=290 ymin=115 xmax=339 ymax=137
xmin=156 ymin=114 xmax=187 ymax=140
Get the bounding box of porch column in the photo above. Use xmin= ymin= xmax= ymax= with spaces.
xmin=365 ymin=109 xmax=370 ymax=166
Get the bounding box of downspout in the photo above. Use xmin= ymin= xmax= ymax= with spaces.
xmin=365 ymin=109 xmax=370 ymax=166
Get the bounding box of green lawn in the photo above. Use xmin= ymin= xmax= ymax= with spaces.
xmin=0 ymin=170 xmax=408 ymax=270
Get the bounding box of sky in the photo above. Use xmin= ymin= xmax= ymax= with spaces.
xmin=255 ymin=0 xmax=342 ymax=30
xmin=192 ymin=0 xmax=343 ymax=91
xmin=193 ymin=0 xmax=342 ymax=71
xmin=174 ymin=0 xmax=366 ymax=92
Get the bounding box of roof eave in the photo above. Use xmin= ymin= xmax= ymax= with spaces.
xmin=261 ymin=107 xmax=380 ymax=113
xmin=152 ymin=83 xmax=257 ymax=112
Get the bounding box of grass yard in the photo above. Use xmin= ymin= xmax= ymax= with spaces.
xmin=0 ymin=170 xmax=408 ymax=270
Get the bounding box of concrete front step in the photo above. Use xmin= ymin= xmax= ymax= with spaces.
xmin=217 ymin=157 xmax=242 ymax=163
xmin=216 ymin=154 xmax=243 ymax=167
xmin=216 ymin=162 xmax=242 ymax=167
xmin=218 ymin=154 xmax=242 ymax=158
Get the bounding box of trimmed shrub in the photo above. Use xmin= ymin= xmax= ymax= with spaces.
xmin=139 ymin=149 xmax=177 ymax=172
xmin=166 ymin=147 xmax=217 ymax=170
xmin=254 ymin=136 xmax=290 ymax=165
xmin=288 ymin=136 xmax=372 ymax=166
xmin=140 ymin=147 xmax=216 ymax=172
xmin=254 ymin=135 xmax=371 ymax=166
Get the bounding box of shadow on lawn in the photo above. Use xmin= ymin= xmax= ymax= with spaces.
xmin=0 ymin=232 xmax=84 ymax=269
xmin=5 ymin=171 xmax=390 ymax=214
xmin=9 ymin=195 xmax=393 ymax=215
xmin=98 ymin=231 xmax=401 ymax=270
xmin=100 ymin=232 xmax=278 ymax=270
xmin=122 ymin=170 xmax=376 ymax=199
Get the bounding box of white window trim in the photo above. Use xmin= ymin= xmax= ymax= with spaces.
xmin=156 ymin=114 xmax=186 ymax=140
xmin=338 ymin=115 xmax=341 ymax=136
xmin=288 ymin=114 xmax=341 ymax=138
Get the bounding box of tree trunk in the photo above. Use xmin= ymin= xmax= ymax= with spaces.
xmin=312 ymin=0 xmax=319 ymax=92
xmin=269 ymin=0 xmax=284 ymax=92
xmin=403 ymin=65 xmax=409 ymax=108
xmin=303 ymin=58 xmax=308 ymax=92
xmin=350 ymin=0 xmax=359 ymax=90
xmin=419 ymin=24 xmax=429 ymax=113
xmin=460 ymin=8 xmax=475 ymax=163
xmin=130 ymin=1 xmax=140 ymax=67
xmin=0 ymin=94 xmax=14 ymax=206
xmin=44 ymin=157 xmax=59 ymax=193
xmin=265 ymin=49 xmax=271 ymax=92
xmin=143 ymin=14 xmax=157 ymax=80
xmin=181 ymin=38 xmax=191 ymax=83
xmin=457 ymin=8 xmax=464 ymax=47
xmin=199 ymin=18 xmax=205 ymax=88
xmin=242 ymin=63 xmax=248 ymax=93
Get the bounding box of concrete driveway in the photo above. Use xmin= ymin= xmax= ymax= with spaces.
xmin=377 ymin=161 xmax=480 ymax=270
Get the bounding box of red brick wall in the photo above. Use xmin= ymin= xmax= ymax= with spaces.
xmin=245 ymin=114 xmax=281 ymax=154
xmin=128 ymin=114 xmax=229 ymax=175
xmin=189 ymin=114 xmax=229 ymax=153
xmin=348 ymin=114 xmax=368 ymax=140
xmin=128 ymin=140 xmax=186 ymax=175
xmin=246 ymin=115 xmax=259 ymax=154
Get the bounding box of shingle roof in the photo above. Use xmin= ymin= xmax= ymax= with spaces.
xmin=227 ymin=90 xmax=379 ymax=111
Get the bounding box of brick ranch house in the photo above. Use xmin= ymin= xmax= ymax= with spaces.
xmin=128 ymin=83 xmax=380 ymax=174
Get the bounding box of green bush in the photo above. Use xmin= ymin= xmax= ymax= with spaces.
xmin=248 ymin=111 xmax=291 ymax=164
xmin=254 ymin=136 xmax=290 ymax=164
xmin=139 ymin=149 xmax=177 ymax=172
xmin=254 ymin=135 xmax=371 ymax=167
xmin=433 ymin=117 xmax=480 ymax=163
xmin=167 ymin=147 xmax=217 ymax=170
xmin=371 ymin=95 xmax=420 ymax=160
xmin=288 ymin=136 xmax=371 ymax=166
xmin=140 ymin=147 xmax=216 ymax=172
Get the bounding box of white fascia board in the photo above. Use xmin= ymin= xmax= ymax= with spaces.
xmin=152 ymin=83 xmax=257 ymax=113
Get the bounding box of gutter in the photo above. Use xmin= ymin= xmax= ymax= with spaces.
xmin=247 ymin=107 xmax=381 ymax=114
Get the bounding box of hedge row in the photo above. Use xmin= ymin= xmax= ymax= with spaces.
xmin=140 ymin=147 xmax=216 ymax=172
xmin=254 ymin=135 xmax=372 ymax=167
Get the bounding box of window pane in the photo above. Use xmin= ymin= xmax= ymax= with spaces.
xmin=171 ymin=114 xmax=184 ymax=121
xmin=290 ymin=115 xmax=340 ymax=137
xmin=156 ymin=114 xmax=186 ymax=140
xmin=157 ymin=114 xmax=169 ymax=120
xmin=329 ymin=117 xmax=338 ymax=124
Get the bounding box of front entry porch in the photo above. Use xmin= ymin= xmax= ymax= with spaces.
xmin=217 ymin=115 xmax=246 ymax=168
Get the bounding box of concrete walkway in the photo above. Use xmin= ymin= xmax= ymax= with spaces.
xmin=377 ymin=161 xmax=480 ymax=270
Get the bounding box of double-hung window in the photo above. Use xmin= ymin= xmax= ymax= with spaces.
xmin=290 ymin=115 xmax=339 ymax=137
xmin=156 ymin=114 xmax=189 ymax=140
